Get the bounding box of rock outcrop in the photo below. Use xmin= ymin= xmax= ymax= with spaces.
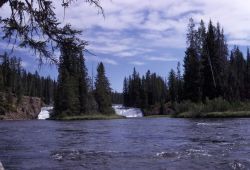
xmin=0 ymin=92 xmax=42 ymax=120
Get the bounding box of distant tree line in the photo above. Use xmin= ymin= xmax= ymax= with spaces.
xmin=0 ymin=53 xmax=56 ymax=104
xmin=123 ymin=68 xmax=168 ymax=109
xmin=111 ymin=92 xmax=123 ymax=104
xmin=123 ymin=19 xmax=250 ymax=110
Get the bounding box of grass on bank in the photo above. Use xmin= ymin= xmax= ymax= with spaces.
xmin=176 ymin=111 xmax=250 ymax=118
xmin=50 ymin=112 xmax=125 ymax=120
xmin=174 ymin=98 xmax=250 ymax=118
xmin=144 ymin=114 xmax=172 ymax=118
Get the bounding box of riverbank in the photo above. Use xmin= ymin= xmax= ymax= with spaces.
xmin=51 ymin=114 xmax=125 ymax=120
xmin=144 ymin=114 xmax=172 ymax=118
xmin=175 ymin=111 xmax=250 ymax=118
xmin=0 ymin=92 xmax=42 ymax=120
xmin=172 ymin=98 xmax=250 ymax=118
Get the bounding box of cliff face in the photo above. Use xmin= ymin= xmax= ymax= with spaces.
xmin=0 ymin=93 xmax=42 ymax=120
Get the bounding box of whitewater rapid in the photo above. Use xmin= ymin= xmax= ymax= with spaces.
xmin=38 ymin=105 xmax=143 ymax=119
xmin=112 ymin=105 xmax=143 ymax=118
xmin=38 ymin=107 xmax=53 ymax=120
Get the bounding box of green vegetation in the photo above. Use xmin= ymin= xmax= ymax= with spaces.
xmin=174 ymin=98 xmax=250 ymax=118
xmin=177 ymin=111 xmax=250 ymax=118
xmin=52 ymin=113 xmax=124 ymax=121
xmin=122 ymin=19 xmax=250 ymax=118
xmin=53 ymin=40 xmax=115 ymax=119
xmin=53 ymin=37 xmax=89 ymax=116
xmin=95 ymin=62 xmax=115 ymax=114
xmin=123 ymin=69 xmax=168 ymax=110
xmin=1 ymin=0 xmax=250 ymax=120
xmin=0 ymin=53 xmax=56 ymax=105
xmin=144 ymin=115 xmax=172 ymax=118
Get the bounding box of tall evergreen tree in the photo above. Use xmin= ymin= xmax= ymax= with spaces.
xmin=54 ymin=36 xmax=87 ymax=116
xmin=227 ymin=47 xmax=246 ymax=100
xmin=95 ymin=62 xmax=113 ymax=114
xmin=78 ymin=53 xmax=88 ymax=113
xmin=183 ymin=48 xmax=201 ymax=102
xmin=246 ymin=48 xmax=250 ymax=99
xmin=168 ymin=69 xmax=177 ymax=103
xmin=201 ymin=20 xmax=218 ymax=100
xmin=123 ymin=77 xmax=129 ymax=106
xmin=183 ymin=19 xmax=201 ymax=102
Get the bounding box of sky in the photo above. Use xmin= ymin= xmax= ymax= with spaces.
xmin=1 ymin=0 xmax=250 ymax=92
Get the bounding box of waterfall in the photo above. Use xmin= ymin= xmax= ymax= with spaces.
xmin=112 ymin=105 xmax=143 ymax=118
xmin=38 ymin=107 xmax=53 ymax=120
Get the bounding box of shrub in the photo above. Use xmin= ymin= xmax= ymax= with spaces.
xmin=174 ymin=97 xmax=250 ymax=116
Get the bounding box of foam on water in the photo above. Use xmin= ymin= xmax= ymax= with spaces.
xmin=38 ymin=107 xmax=53 ymax=120
xmin=0 ymin=161 xmax=4 ymax=170
xmin=112 ymin=105 xmax=143 ymax=118
xmin=197 ymin=122 xmax=222 ymax=126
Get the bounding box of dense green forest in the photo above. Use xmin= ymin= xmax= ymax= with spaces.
xmin=53 ymin=37 xmax=114 ymax=118
xmin=123 ymin=19 xmax=250 ymax=114
xmin=0 ymin=53 xmax=56 ymax=105
xmin=123 ymin=68 xmax=168 ymax=109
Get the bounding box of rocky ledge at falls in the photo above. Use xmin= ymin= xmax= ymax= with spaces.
xmin=0 ymin=92 xmax=42 ymax=120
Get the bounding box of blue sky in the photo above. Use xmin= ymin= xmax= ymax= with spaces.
xmin=1 ymin=0 xmax=250 ymax=92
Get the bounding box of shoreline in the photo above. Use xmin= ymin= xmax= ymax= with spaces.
xmin=50 ymin=114 xmax=125 ymax=121
xmin=175 ymin=111 xmax=250 ymax=118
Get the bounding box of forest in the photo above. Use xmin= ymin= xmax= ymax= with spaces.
xmin=0 ymin=53 xmax=56 ymax=105
xmin=1 ymin=18 xmax=250 ymax=118
xmin=52 ymin=37 xmax=114 ymax=118
xmin=123 ymin=19 xmax=250 ymax=116
xmin=0 ymin=0 xmax=249 ymax=118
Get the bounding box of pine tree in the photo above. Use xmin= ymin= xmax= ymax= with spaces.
xmin=95 ymin=62 xmax=113 ymax=114
xmin=246 ymin=48 xmax=250 ymax=99
xmin=54 ymin=37 xmax=86 ymax=116
xmin=228 ymin=47 xmax=246 ymax=100
xmin=201 ymin=20 xmax=218 ymax=100
xmin=168 ymin=69 xmax=177 ymax=103
xmin=176 ymin=62 xmax=183 ymax=102
xmin=123 ymin=77 xmax=129 ymax=106
xmin=183 ymin=18 xmax=201 ymax=102
xmin=78 ymin=53 xmax=88 ymax=113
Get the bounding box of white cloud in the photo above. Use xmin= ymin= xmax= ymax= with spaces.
xmin=85 ymin=55 xmax=118 ymax=65
xmin=130 ymin=61 xmax=145 ymax=66
xmin=2 ymin=0 xmax=250 ymax=64
xmin=146 ymin=56 xmax=178 ymax=62
xmin=57 ymin=0 xmax=250 ymax=47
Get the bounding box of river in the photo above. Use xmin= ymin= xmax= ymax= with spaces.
xmin=0 ymin=118 xmax=250 ymax=169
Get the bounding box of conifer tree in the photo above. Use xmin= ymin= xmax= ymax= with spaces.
xmin=228 ymin=47 xmax=246 ymax=100
xmin=78 ymin=53 xmax=88 ymax=113
xmin=95 ymin=62 xmax=113 ymax=114
xmin=201 ymin=20 xmax=217 ymax=100
xmin=246 ymin=48 xmax=250 ymax=99
xmin=183 ymin=19 xmax=201 ymax=102
xmin=54 ymin=36 xmax=87 ymax=116
xmin=168 ymin=69 xmax=177 ymax=103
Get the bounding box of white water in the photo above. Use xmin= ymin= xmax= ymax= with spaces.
xmin=112 ymin=105 xmax=143 ymax=118
xmin=38 ymin=107 xmax=53 ymax=120
xmin=38 ymin=105 xmax=143 ymax=119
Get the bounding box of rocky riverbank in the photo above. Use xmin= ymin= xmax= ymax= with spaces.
xmin=0 ymin=93 xmax=42 ymax=120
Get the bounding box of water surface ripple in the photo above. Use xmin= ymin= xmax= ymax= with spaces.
xmin=0 ymin=118 xmax=250 ymax=169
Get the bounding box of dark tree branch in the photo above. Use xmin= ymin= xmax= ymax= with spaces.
xmin=0 ymin=0 xmax=103 ymax=64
